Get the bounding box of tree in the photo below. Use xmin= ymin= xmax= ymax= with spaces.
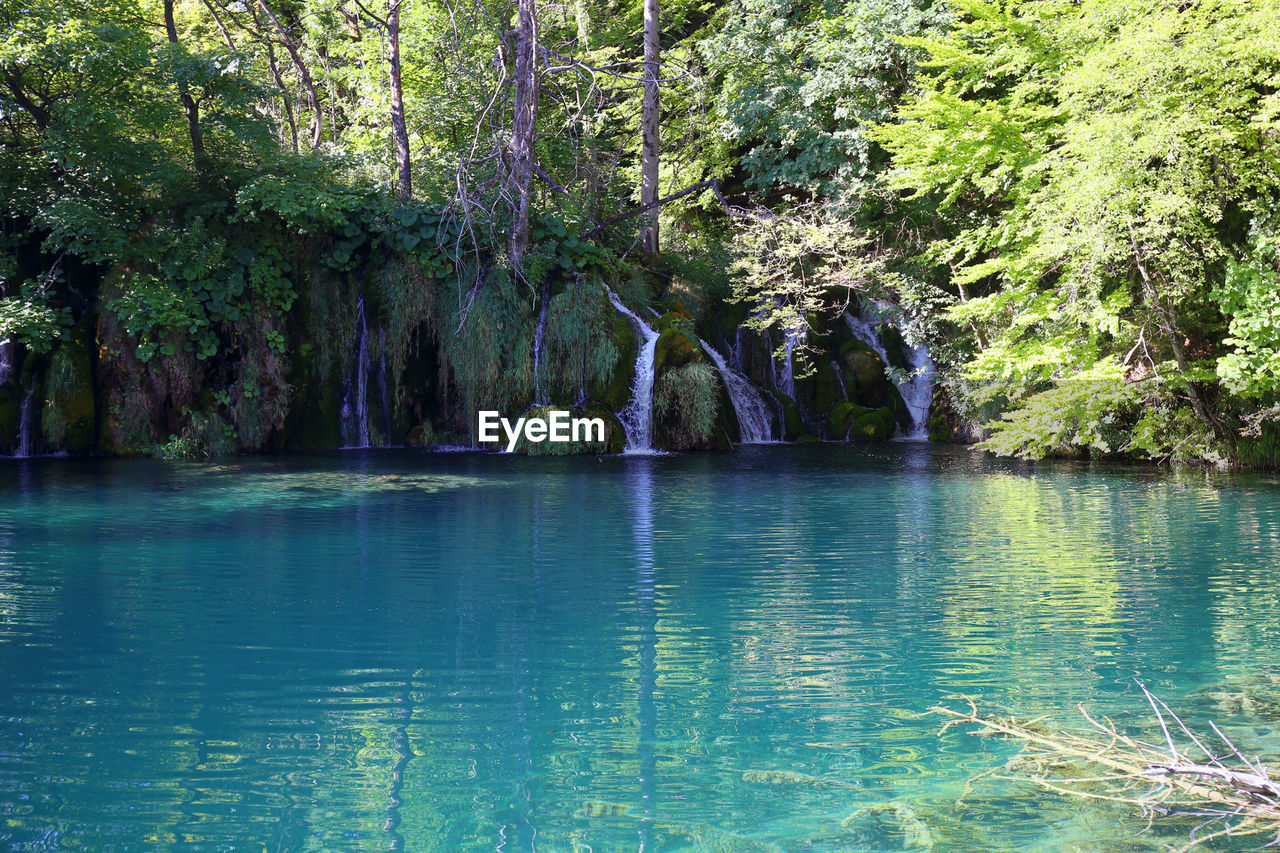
xmin=640 ymin=0 xmax=660 ymax=257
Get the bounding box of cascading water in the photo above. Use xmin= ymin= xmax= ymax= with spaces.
xmin=774 ymin=333 xmax=797 ymax=399
xmin=340 ymin=297 xmax=372 ymax=448
xmin=831 ymin=359 xmax=849 ymax=402
xmin=0 ymin=339 xmax=12 ymax=388
xmin=532 ymin=280 xmax=552 ymax=405
xmin=843 ymin=310 xmax=936 ymax=439
xmin=700 ymin=340 xmax=777 ymax=443
xmin=605 ymin=288 xmax=660 ymax=454
xmin=897 ymin=340 xmax=936 ymax=440
xmin=15 ymin=385 xmax=36 ymax=458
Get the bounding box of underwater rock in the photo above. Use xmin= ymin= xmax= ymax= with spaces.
xmin=839 ymin=801 xmax=936 ymax=851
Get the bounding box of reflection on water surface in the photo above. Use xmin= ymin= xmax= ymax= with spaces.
xmin=1 ymin=445 xmax=1279 ymax=850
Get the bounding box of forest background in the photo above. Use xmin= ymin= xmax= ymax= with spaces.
xmin=2 ymin=0 xmax=1279 ymax=464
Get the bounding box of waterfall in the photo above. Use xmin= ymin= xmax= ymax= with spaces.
xmin=831 ymin=358 xmax=849 ymax=402
xmin=605 ymin=288 xmax=660 ymax=453
xmin=15 ymin=385 xmax=36 ymax=458
xmin=700 ymin=340 xmax=777 ymax=443
xmin=340 ymin=297 xmax=372 ymax=448
xmin=377 ymin=327 xmax=392 ymax=444
xmin=532 ymin=280 xmax=551 ymax=405
xmin=896 ymin=339 xmax=935 ymax=440
xmin=843 ymin=310 xmax=936 ymax=439
xmin=771 ymin=328 xmax=800 ymax=399
xmin=0 ymin=339 xmax=11 ymax=387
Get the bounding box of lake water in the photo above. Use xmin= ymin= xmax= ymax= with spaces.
xmin=3 ymin=444 xmax=1280 ymax=851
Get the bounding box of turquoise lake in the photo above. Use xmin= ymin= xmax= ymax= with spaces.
xmin=3 ymin=444 xmax=1280 ymax=851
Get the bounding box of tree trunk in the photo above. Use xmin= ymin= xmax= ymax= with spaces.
xmin=509 ymin=0 xmax=539 ymax=272
xmin=389 ymin=0 xmax=412 ymax=197
xmin=164 ymin=0 xmax=206 ymax=170
xmin=640 ymin=0 xmax=659 ymax=258
xmin=1129 ymin=223 xmax=1235 ymax=458
xmin=574 ymin=0 xmax=590 ymax=46
xmin=257 ymin=0 xmax=324 ymax=149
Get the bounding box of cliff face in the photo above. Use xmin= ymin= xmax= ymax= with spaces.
xmin=1 ymin=260 xmax=939 ymax=458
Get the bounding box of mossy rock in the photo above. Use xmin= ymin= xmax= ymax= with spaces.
xmin=811 ymin=356 xmax=841 ymax=417
xmin=840 ymin=348 xmax=889 ymax=408
xmin=927 ymin=386 xmax=957 ymax=442
xmin=886 ymin=381 xmax=912 ymax=431
xmin=595 ymin=316 xmax=637 ymax=412
xmin=655 ymin=300 xmax=691 ymax=320
xmin=850 ymin=407 xmax=896 ymax=442
xmin=768 ymin=389 xmax=804 ymax=441
xmin=714 ymin=301 xmax=750 ymax=343
xmin=583 ymin=402 xmax=626 ymax=454
xmin=877 ymin=324 xmax=910 ymax=371
xmin=804 ymin=311 xmax=833 ymax=348
xmin=653 ymin=327 xmax=700 ymax=374
xmin=654 ymin=310 xmax=694 ymax=334
xmin=826 ymin=400 xmax=866 ymax=440
xmin=714 ymin=370 xmax=743 ymax=444
xmin=839 ymin=338 xmax=877 ymax=358
xmin=405 ymin=421 xmax=436 ymax=448
xmin=0 ymin=384 xmax=17 ymax=455
xmin=46 ymin=335 xmax=97 ymax=454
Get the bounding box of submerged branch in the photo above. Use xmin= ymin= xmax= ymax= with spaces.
xmin=934 ymin=689 xmax=1280 ymax=850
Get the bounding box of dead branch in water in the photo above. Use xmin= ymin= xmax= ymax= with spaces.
xmin=934 ymin=684 xmax=1280 ymax=852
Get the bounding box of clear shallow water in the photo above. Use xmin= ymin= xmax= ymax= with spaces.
xmin=3 ymin=445 xmax=1280 ymax=851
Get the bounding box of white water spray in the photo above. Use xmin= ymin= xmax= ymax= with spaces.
xmin=605 ymin=288 xmax=660 ymax=453
xmin=340 ymin=297 xmax=372 ymax=448
xmin=700 ymin=340 xmax=777 ymax=443
xmin=843 ymin=310 xmax=935 ymax=440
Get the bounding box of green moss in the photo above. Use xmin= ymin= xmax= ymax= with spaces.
xmin=596 ymin=315 xmax=637 ymax=412
xmin=826 ymin=400 xmax=866 ymax=440
xmin=42 ymin=336 xmax=96 ymax=454
xmin=653 ymin=327 xmax=700 ymax=374
xmin=715 ymin=301 xmax=750 ymax=343
xmin=877 ymin=324 xmax=910 ymax=371
xmin=839 ymin=346 xmax=888 ymax=407
xmin=405 ymin=420 xmax=436 ymax=447
xmin=885 ymin=381 xmax=912 ymax=431
xmin=810 ymin=356 xmax=840 ymax=418
xmin=0 ymin=385 xmax=17 ymax=455
xmin=584 ymin=403 xmax=626 ymax=453
xmin=850 ymin=407 xmax=896 ymax=442
xmin=769 ymin=389 xmax=805 ymax=440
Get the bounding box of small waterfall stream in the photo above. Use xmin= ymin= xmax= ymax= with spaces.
xmin=605 ymin=288 xmax=660 ymax=453
xmin=340 ymin=297 xmax=372 ymax=448
xmin=532 ymin=279 xmax=551 ymax=405
xmin=16 ymin=385 xmax=36 ymax=458
xmin=771 ymin=329 xmax=800 ymax=399
xmin=700 ymin=340 xmax=777 ymax=443
xmin=843 ymin=310 xmax=935 ymax=439
xmin=0 ymin=339 xmax=12 ymax=388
